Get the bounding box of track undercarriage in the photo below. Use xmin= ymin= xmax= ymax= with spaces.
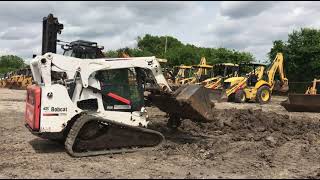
xmin=64 ymin=113 xmax=164 ymax=157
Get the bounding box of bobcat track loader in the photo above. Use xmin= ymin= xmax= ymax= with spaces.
xmin=24 ymin=14 xmax=221 ymax=157
xmin=26 ymin=53 xmax=174 ymax=157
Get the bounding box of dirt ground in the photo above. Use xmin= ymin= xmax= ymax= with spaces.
xmin=0 ymin=88 xmax=319 ymax=179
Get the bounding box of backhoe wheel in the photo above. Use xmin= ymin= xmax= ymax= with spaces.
xmin=227 ymin=93 xmax=235 ymax=102
xmin=234 ymin=90 xmax=246 ymax=103
xmin=167 ymin=116 xmax=181 ymax=130
xmin=256 ymin=86 xmax=271 ymax=104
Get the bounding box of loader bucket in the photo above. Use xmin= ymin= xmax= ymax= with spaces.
xmin=148 ymin=84 xmax=226 ymax=122
xmin=281 ymin=93 xmax=320 ymax=112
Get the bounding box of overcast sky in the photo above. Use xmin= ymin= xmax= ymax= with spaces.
xmin=0 ymin=1 xmax=319 ymax=63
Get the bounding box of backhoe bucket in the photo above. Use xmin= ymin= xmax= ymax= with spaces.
xmin=274 ymin=81 xmax=289 ymax=93
xmin=281 ymin=93 xmax=320 ymax=112
xmin=148 ymin=84 xmax=226 ymax=122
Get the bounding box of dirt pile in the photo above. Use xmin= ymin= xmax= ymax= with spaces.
xmin=0 ymin=88 xmax=319 ymax=178
xmin=149 ymin=108 xmax=320 ymax=178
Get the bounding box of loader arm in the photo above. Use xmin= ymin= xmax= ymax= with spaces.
xmin=225 ymin=78 xmax=247 ymax=96
xmin=305 ymin=79 xmax=320 ymax=95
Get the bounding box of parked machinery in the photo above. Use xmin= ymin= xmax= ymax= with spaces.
xmin=172 ymin=65 xmax=194 ymax=84
xmin=281 ymin=78 xmax=320 ymax=112
xmin=305 ymin=79 xmax=320 ymax=95
xmin=200 ymin=63 xmax=239 ymax=89
xmin=173 ymin=57 xmax=213 ymax=86
xmin=222 ymin=53 xmax=289 ymax=104
xmin=8 ymin=67 xmax=33 ymax=90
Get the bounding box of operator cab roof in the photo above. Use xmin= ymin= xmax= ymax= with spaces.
xmin=239 ymin=62 xmax=267 ymax=67
xmin=69 ymin=40 xmax=99 ymax=48
xmin=174 ymin=65 xmax=193 ymax=68
xmin=192 ymin=64 xmax=213 ymax=68
xmin=62 ymin=40 xmax=105 ymax=59
xmin=214 ymin=63 xmax=238 ymax=67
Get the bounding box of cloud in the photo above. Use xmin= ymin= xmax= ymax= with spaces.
xmin=220 ymin=1 xmax=275 ymax=19
xmin=202 ymin=1 xmax=320 ymax=62
xmin=1 ymin=1 xmax=320 ymax=64
xmin=0 ymin=1 xmax=197 ymax=61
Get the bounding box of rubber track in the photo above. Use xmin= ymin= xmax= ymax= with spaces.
xmin=65 ymin=113 xmax=165 ymax=157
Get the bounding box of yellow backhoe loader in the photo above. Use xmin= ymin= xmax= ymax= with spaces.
xmin=2 ymin=67 xmax=33 ymax=90
xmin=5 ymin=75 xmax=19 ymax=89
xmin=200 ymin=63 xmax=239 ymax=89
xmin=172 ymin=65 xmax=194 ymax=84
xmin=222 ymin=53 xmax=289 ymax=104
xmin=14 ymin=75 xmax=33 ymax=90
xmin=175 ymin=57 xmax=213 ymax=85
xmin=0 ymin=72 xmax=12 ymax=88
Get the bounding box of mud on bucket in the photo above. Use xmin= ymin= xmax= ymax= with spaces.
xmin=149 ymin=84 xmax=226 ymax=123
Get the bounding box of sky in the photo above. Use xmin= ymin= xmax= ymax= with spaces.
xmin=0 ymin=1 xmax=320 ymax=63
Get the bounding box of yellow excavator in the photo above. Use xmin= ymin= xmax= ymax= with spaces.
xmin=200 ymin=63 xmax=239 ymax=89
xmin=222 ymin=52 xmax=289 ymax=104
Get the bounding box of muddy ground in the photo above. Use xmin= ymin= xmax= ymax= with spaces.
xmin=0 ymin=88 xmax=319 ymax=179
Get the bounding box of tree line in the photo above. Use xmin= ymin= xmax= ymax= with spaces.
xmin=268 ymin=28 xmax=320 ymax=83
xmin=1 ymin=29 xmax=320 ymax=85
xmin=104 ymin=34 xmax=255 ymax=66
xmin=0 ymin=55 xmax=26 ymax=76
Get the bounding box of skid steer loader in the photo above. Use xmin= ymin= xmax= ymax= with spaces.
xmin=24 ymin=14 xmax=221 ymax=157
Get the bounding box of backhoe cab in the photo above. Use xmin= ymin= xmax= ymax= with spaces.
xmin=172 ymin=65 xmax=194 ymax=85
xmin=174 ymin=57 xmax=213 ymax=86
xmin=201 ymin=63 xmax=239 ymax=89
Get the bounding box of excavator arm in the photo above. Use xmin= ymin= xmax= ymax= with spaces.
xmin=265 ymin=53 xmax=289 ymax=92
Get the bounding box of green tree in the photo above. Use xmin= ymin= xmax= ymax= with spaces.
xmin=0 ymin=55 xmax=26 ymax=75
xmin=104 ymin=34 xmax=255 ymax=66
xmin=268 ymin=28 xmax=320 ymax=82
